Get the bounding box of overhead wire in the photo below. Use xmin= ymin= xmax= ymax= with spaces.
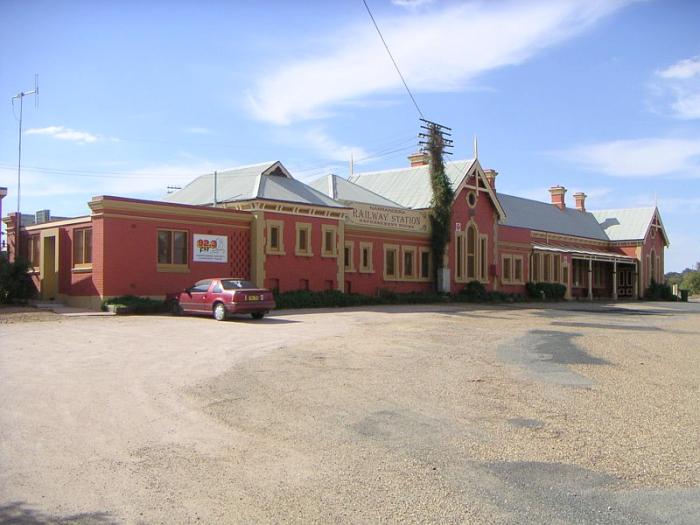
xmin=362 ymin=0 xmax=424 ymax=119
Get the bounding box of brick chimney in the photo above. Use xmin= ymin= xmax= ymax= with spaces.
xmin=407 ymin=151 xmax=429 ymax=167
xmin=573 ymin=192 xmax=587 ymax=212
xmin=483 ymin=169 xmax=498 ymax=189
xmin=548 ymin=186 xmax=567 ymax=210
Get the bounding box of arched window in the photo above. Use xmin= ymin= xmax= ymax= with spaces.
xmin=650 ymin=249 xmax=656 ymax=284
xmin=466 ymin=224 xmax=477 ymax=280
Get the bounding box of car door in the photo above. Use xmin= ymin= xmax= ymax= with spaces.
xmin=184 ymin=279 xmax=212 ymax=314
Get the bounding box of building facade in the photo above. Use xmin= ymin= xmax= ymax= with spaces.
xmin=3 ymin=155 xmax=669 ymax=308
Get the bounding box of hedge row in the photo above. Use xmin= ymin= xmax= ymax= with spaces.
xmin=525 ymin=282 xmax=567 ymax=300
xmin=101 ymin=295 xmax=172 ymax=314
xmin=274 ymin=281 xmax=527 ymax=310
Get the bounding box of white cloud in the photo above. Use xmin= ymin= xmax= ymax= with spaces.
xmin=391 ymin=0 xmax=435 ymax=10
xmin=24 ymin=126 xmax=103 ymax=144
xmin=555 ymin=138 xmax=700 ymax=178
xmin=656 ymin=56 xmax=700 ymax=80
xmin=652 ymin=55 xmax=700 ymax=119
xmin=182 ymin=126 xmax=213 ymax=135
xmin=0 ymin=161 xmax=223 ymax=202
xmin=247 ymin=0 xmax=635 ymax=125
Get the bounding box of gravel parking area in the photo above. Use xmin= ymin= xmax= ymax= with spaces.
xmin=1 ymin=301 xmax=698 ymax=523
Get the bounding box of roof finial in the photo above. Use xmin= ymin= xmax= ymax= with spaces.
xmin=473 ymin=134 xmax=478 ymax=160
xmin=349 ymin=152 xmax=354 ymax=178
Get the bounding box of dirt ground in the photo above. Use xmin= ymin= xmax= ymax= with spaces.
xmin=1 ymin=302 xmax=699 ymax=524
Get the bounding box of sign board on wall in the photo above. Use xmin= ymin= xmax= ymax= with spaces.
xmin=348 ymin=203 xmax=429 ymax=233
xmin=193 ymin=234 xmax=227 ymax=263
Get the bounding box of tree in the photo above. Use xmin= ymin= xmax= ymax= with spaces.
xmin=681 ymin=271 xmax=700 ymax=295
xmin=426 ymin=124 xmax=454 ymax=291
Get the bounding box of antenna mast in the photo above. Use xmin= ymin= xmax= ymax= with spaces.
xmin=11 ymin=74 xmax=39 ymax=260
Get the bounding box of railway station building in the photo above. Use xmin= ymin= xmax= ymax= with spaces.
xmin=3 ymin=154 xmax=669 ymax=309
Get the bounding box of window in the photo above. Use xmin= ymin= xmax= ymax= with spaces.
xmin=402 ymin=246 xmax=416 ymax=279
xmin=295 ymin=222 xmax=312 ymax=256
xmin=360 ymin=242 xmax=373 ymax=273
xmin=344 ymin=241 xmax=354 ymax=272
xmin=532 ymin=253 xmax=540 ymax=282
xmin=27 ymin=234 xmax=40 ymax=268
xmin=543 ymin=254 xmax=551 ymax=282
xmin=467 ymin=191 xmax=477 ymax=208
xmin=384 ymin=244 xmax=399 ymax=279
xmin=73 ymin=228 xmax=92 ymax=267
xmin=419 ymin=248 xmax=431 ymax=279
xmin=191 ymin=279 xmax=212 ymax=293
xmin=266 ymin=220 xmax=284 ymax=255
xmin=502 ymin=256 xmax=512 ymax=282
xmin=553 ymin=254 xmax=561 ymax=283
xmin=456 ymin=232 xmax=464 ymax=280
xmin=466 ymin=224 xmax=477 ymax=280
xmin=322 ymin=225 xmax=338 ymax=257
xmin=158 ymin=230 xmax=188 ymax=268
xmin=514 ymin=257 xmax=523 ymax=283
xmin=479 ymin=235 xmax=488 ymax=281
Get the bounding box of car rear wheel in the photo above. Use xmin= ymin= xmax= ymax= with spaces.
xmin=213 ymin=303 xmax=227 ymax=321
xmin=251 ymin=312 xmax=265 ymax=320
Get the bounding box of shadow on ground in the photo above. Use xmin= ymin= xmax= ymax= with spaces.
xmin=478 ymin=461 xmax=700 ymax=525
xmin=0 ymin=502 xmax=114 ymax=525
xmin=498 ymin=329 xmax=608 ymax=387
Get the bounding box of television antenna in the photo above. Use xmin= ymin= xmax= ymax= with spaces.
xmin=11 ymin=74 xmax=39 ymax=259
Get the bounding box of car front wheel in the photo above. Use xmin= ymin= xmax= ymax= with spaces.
xmin=213 ymin=303 xmax=227 ymax=321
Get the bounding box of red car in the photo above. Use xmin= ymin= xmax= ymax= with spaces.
xmin=173 ymin=278 xmax=275 ymax=321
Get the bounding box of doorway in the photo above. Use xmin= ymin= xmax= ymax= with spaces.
xmin=41 ymin=235 xmax=58 ymax=300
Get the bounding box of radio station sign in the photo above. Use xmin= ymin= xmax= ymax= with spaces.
xmin=348 ymin=203 xmax=429 ymax=233
xmin=193 ymin=234 xmax=228 ymax=263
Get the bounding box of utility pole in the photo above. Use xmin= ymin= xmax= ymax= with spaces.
xmin=11 ymin=74 xmax=39 ymax=260
xmin=418 ymin=118 xmax=454 ymax=293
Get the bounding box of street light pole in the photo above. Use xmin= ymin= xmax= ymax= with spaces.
xmin=11 ymin=75 xmax=38 ymax=260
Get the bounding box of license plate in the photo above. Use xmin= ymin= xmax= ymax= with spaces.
xmin=247 ymin=295 xmax=260 ymax=301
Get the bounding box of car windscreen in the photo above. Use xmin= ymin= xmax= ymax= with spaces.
xmin=221 ymin=279 xmax=257 ymax=290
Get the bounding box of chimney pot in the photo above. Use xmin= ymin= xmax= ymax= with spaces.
xmin=573 ymin=192 xmax=587 ymax=212
xmin=483 ymin=169 xmax=498 ymax=189
xmin=407 ymin=151 xmax=430 ymax=167
xmin=548 ymin=186 xmax=567 ymax=210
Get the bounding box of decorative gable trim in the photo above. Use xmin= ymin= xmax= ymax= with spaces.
xmin=262 ymin=161 xmax=293 ymax=179
xmin=452 ymin=159 xmax=506 ymax=220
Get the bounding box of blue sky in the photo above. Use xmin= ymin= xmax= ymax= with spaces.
xmin=1 ymin=0 xmax=699 ymax=271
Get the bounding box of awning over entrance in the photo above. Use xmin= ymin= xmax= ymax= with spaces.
xmin=531 ymin=243 xmax=636 ymax=264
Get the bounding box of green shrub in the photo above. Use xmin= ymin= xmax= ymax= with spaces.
xmin=643 ymin=280 xmax=676 ymax=301
xmin=0 ymin=257 xmax=36 ymax=304
xmin=525 ymin=282 xmax=566 ymax=300
xmin=101 ymin=295 xmax=170 ymax=314
xmin=458 ymin=280 xmax=488 ymax=301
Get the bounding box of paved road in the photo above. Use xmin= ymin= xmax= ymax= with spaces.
xmin=1 ymin=301 xmax=698 ymax=523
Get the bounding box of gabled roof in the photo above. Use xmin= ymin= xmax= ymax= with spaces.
xmin=348 ymin=159 xmax=476 ymax=209
xmin=162 ymin=161 xmax=344 ymax=208
xmin=347 ymin=158 xmax=505 ymax=219
xmin=497 ymin=193 xmax=610 ymax=241
xmin=308 ymin=174 xmax=404 ymax=207
xmin=591 ymin=207 xmax=668 ymax=244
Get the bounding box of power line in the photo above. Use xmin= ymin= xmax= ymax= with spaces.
xmin=362 ymin=0 xmax=424 ymax=119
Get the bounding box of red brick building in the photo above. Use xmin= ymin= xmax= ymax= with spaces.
xmin=3 ymin=155 xmax=669 ymax=308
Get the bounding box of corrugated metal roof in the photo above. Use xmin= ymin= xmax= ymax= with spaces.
xmin=532 ymin=243 xmax=636 ymax=261
xmin=591 ymin=208 xmax=655 ymax=241
xmin=162 ymin=161 xmax=344 ymax=208
xmin=497 ymin=193 xmax=609 ymax=241
xmin=308 ymin=174 xmax=404 ymax=207
xmin=348 ymin=159 xmax=476 ymax=209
